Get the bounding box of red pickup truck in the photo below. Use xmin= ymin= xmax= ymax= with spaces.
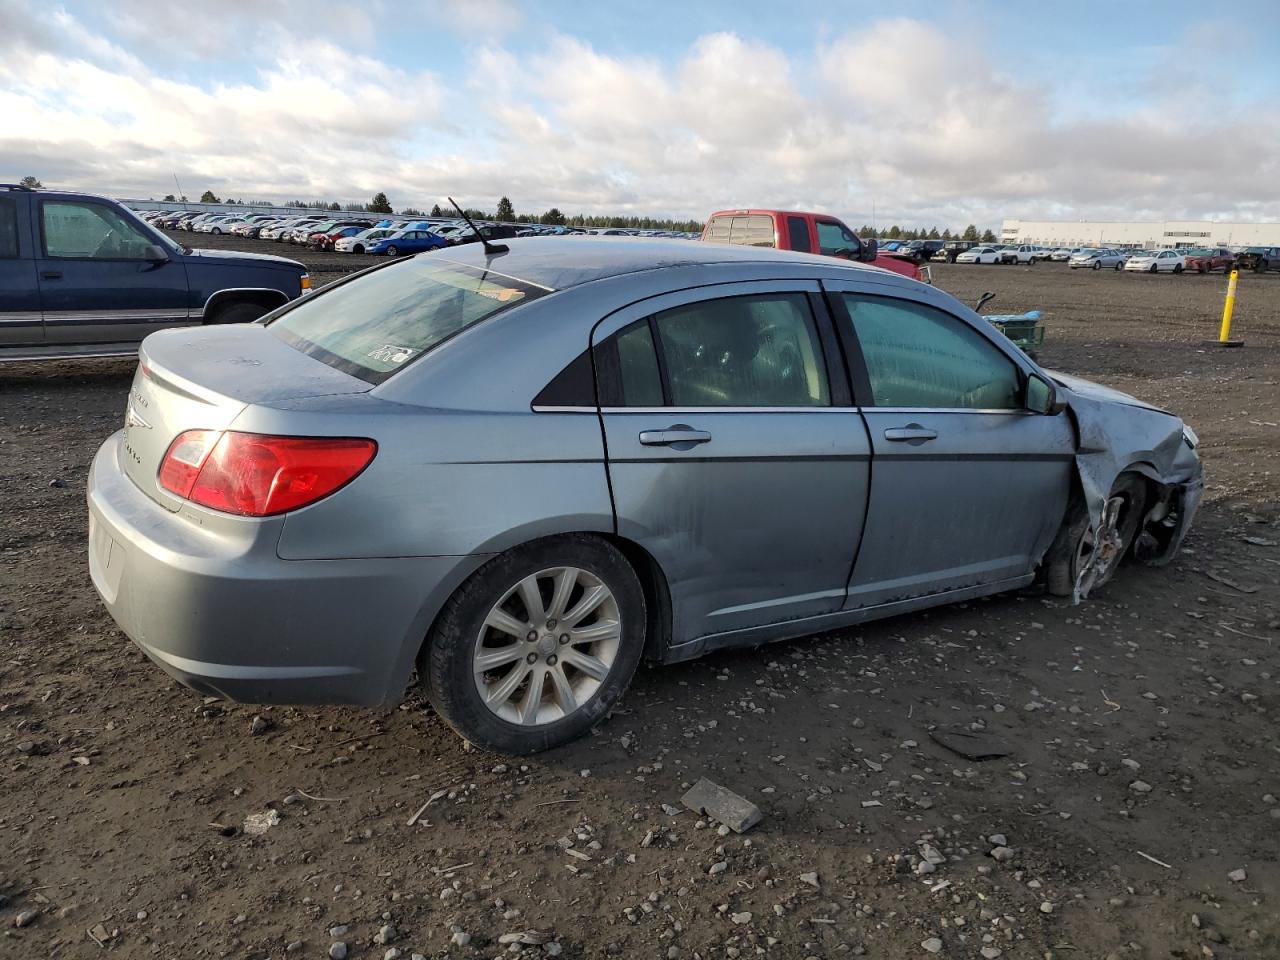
xmin=701 ymin=209 xmax=922 ymax=280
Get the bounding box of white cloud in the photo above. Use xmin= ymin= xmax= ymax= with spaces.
xmin=0 ymin=2 xmax=1276 ymax=226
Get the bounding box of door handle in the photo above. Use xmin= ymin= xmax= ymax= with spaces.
xmin=40 ymin=270 xmax=63 ymax=280
xmin=884 ymin=424 xmax=938 ymax=444
xmin=638 ymin=426 xmax=712 ymax=447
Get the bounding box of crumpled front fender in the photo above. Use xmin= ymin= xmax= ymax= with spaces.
xmin=1063 ymin=392 xmax=1203 ymax=600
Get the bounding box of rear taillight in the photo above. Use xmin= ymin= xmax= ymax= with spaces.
xmin=158 ymin=431 xmax=377 ymax=517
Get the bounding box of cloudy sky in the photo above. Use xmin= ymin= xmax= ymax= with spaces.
xmin=2 ymin=0 xmax=1278 ymax=228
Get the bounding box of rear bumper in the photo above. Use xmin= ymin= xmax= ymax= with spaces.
xmin=87 ymin=433 xmax=486 ymax=708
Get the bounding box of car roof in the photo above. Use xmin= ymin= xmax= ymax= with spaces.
xmin=429 ymin=236 xmax=891 ymax=291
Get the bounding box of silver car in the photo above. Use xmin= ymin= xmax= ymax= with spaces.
xmin=1069 ymin=248 xmax=1128 ymax=270
xmin=88 ymin=239 xmax=1203 ymax=753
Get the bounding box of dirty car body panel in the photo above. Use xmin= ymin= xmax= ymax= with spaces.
xmin=86 ymin=238 xmax=1203 ymax=711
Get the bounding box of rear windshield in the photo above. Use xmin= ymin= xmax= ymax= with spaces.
xmin=269 ymin=258 xmax=548 ymax=384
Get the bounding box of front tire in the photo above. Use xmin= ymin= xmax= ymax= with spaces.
xmin=208 ymin=300 xmax=269 ymax=325
xmin=1149 ymin=263 xmax=1158 ymax=273
xmin=1092 ymin=260 xmax=1101 ymax=270
xmin=385 ymin=245 xmax=399 ymax=257
xmin=1173 ymin=263 xmax=1183 ymax=274
xmin=423 ymin=535 xmax=646 ymax=754
xmin=1044 ymin=475 xmax=1147 ymax=598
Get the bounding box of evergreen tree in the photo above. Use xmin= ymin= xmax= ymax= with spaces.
xmin=430 ymin=203 xmax=443 ymax=217
xmin=540 ymin=208 xmax=567 ymax=226
xmin=199 ymin=190 xmax=220 ymax=203
xmin=495 ymin=196 xmax=516 ymax=222
xmin=980 ymin=228 xmax=997 ymax=243
xmin=19 ymin=175 xmax=42 ymax=189
xmin=961 ymin=224 xmax=980 ymax=241
xmin=369 ymin=192 xmax=393 ymax=214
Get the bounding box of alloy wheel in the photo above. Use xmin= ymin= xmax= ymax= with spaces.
xmin=473 ymin=566 xmax=621 ymax=726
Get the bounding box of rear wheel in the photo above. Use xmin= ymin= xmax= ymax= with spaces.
xmin=1115 ymin=261 xmax=1123 ymax=270
xmin=424 ymin=535 xmax=646 ymax=754
xmin=1044 ymin=475 xmax=1147 ymax=597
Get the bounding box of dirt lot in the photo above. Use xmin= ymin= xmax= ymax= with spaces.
xmin=2 ymin=239 xmax=1278 ymax=960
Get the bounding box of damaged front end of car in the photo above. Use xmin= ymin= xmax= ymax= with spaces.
xmin=1051 ymin=372 xmax=1205 ymax=602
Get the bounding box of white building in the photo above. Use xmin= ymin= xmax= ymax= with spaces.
xmin=1000 ymin=218 xmax=1280 ymax=249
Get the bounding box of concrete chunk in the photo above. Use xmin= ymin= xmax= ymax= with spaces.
xmin=680 ymin=778 xmax=762 ymax=834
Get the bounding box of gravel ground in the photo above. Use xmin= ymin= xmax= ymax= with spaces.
xmin=1 ymin=239 xmax=1278 ymax=959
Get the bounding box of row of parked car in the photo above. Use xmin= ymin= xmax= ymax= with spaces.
xmin=949 ymin=241 xmax=1280 ymax=274
xmin=135 ymin=209 xmax=700 ymax=257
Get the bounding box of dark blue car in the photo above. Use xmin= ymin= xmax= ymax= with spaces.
xmin=367 ymin=228 xmax=448 ymax=257
xmin=0 ymin=184 xmax=310 ymax=362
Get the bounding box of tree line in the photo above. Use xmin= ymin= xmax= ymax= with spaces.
xmin=49 ymin=178 xmax=998 ymax=240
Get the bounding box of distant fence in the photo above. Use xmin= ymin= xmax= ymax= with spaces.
xmin=117 ymin=198 xmax=356 ymax=217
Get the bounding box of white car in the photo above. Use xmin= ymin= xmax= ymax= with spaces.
xmin=1124 ymin=250 xmax=1185 ymax=274
xmin=195 ymin=217 xmax=246 ymax=235
xmin=1050 ymin=247 xmax=1083 ymax=262
xmin=955 ymin=246 xmax=1001 ymax=264
xmin=334 ymin=228 xmax=396 ymax=254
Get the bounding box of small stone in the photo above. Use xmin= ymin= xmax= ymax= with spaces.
xmin=915 ymin=860 xmax=936 ymax=875
xmin=709 ymin=861 xmax=728 ymax=875
xmin=981 ymin=948 xmax=1003 ymax=959
xmin=329 ymin=943 xmax=348 ymax=960
xmin=990 ymin=846 xmax=1015 ymax=862
xmin=1129 ymin=780 xmax=1153 ymax=794
xmin=383 ymin=949 xmax=402 ymax=960
xmin=731 ymin=912 xmax=752 ymax=924
xmin=1228 ymin=868 xmax=1247 ymax=883
xmin=988 ymin=834 xmax=1007 ymax=847
xmin=15 ymin=910 xmax=38 ymax=928
xmin=49 ymin=478 xmax=66 ymax=488
xmin=249 ymin=714 xmax=272 ymax=735
xmin=451 ymin=931 xmax=471 ymax=947
xmin=373 ymin=923 xmax=397 ymax=945
xmin=1040 ymin=901 xmax=1055 ymax=914
xmin=681 ymin=778 xmax=763 ymax=833
xmin=329 ymin=926 xmax=349 ymax=937
xmin=544 ymin=943 xmax=563 ymax=957
xmin=286 ymin=942 xmax=303 ymax=954
xmin=922 ymin=937 xmax=943 ymax=954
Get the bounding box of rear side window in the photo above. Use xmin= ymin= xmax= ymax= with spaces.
xmin=270 ymin=259 xmax=547 ymax=384
xmin=786 ymin=216 xmax=812 ymax=253
xmin=594 ymin=320 xmax=664 ymax=406
xmin=842 ymin=295 xmax=1020 ymax=409
xmin=0 ymin=196 xmax=17 ymax=258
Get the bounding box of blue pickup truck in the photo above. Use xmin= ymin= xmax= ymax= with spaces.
xmin=0 ymin=183 xmax=310 ymax=362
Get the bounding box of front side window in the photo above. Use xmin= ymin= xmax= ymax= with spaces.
xmin=816 ymin=220 xmax=862 ymax=258
xmin=270 ymin=258 xmax=546 ymax=384
xmin=843 ymin=294 xmax=1021 ymax=410
xmin=42 ymin=200 xmax=156 ymax=259
xmin=653 ymin=294 xmax=829 ymax=407
xmin=0 ymin=196 xmax=17 ymax=258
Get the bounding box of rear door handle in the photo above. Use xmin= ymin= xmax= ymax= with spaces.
xmin=638 ymin=426 xmax=712 ymax=447
xmin=40 ymin=270 xmax=63 ymax=280
xmin=884 ymin=424 xmax=938 ymax=444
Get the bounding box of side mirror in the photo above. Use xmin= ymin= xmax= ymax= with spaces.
xmin=143 ymin=243 xmax=169 ymax=262
xmin=1025 ymin=372 xmax=1066 ymax=415
xmin=858 ymin=238 xmax=878 ymax=262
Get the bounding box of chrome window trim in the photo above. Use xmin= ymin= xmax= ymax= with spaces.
xmin=532 ymin=405 xmax=1034 ymax=415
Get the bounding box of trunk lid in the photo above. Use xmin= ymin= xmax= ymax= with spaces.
xmin=122 ymin=324 xmax=373 ymax=509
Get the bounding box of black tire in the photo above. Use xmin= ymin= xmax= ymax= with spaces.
xmin=423 ymin=534 xmax=646 ymax=754
xmin=1044 ymin=475 xmax=1147 ymax=597
xmin=1149 ymin=263 xmax=1158 ymax=273
xmin=353 ymin=244 xmax=364 ymax=254
xmin=1257 ymin=260 xmax=1269 ymax=274
xmin=1092 ymin=260 xmax=1100 ymax=270
xmin=1173 ymin=263 xmax=1183 ymax=274
xmin=385 ymin=245 xmax=399 ymax=257
xmin=1115 ymin=261 xmax=1123 ymax=270
xmin=208 ymin=300 xmax=270 ymax=325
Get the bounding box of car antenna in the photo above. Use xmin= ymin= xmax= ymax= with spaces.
xmin=448 ymin=197 xmax=508 ymax=255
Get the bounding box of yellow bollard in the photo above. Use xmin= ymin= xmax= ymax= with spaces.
xmin=1210 ymin=269 xmax=1243 ymax=347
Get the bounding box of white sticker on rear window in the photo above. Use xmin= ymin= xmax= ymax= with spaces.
xmin=367 ymin=344 xmax=417 ymax=364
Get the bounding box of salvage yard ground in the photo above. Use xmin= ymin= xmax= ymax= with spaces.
xmin=2 ymin=241 xmax=1278 ymax=959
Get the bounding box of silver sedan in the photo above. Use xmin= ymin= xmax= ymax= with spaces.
xmin=1069 ymin=248 xmax=1128 ymax=270
xmin=88 ymin=239 xmax=1203 ymax=753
